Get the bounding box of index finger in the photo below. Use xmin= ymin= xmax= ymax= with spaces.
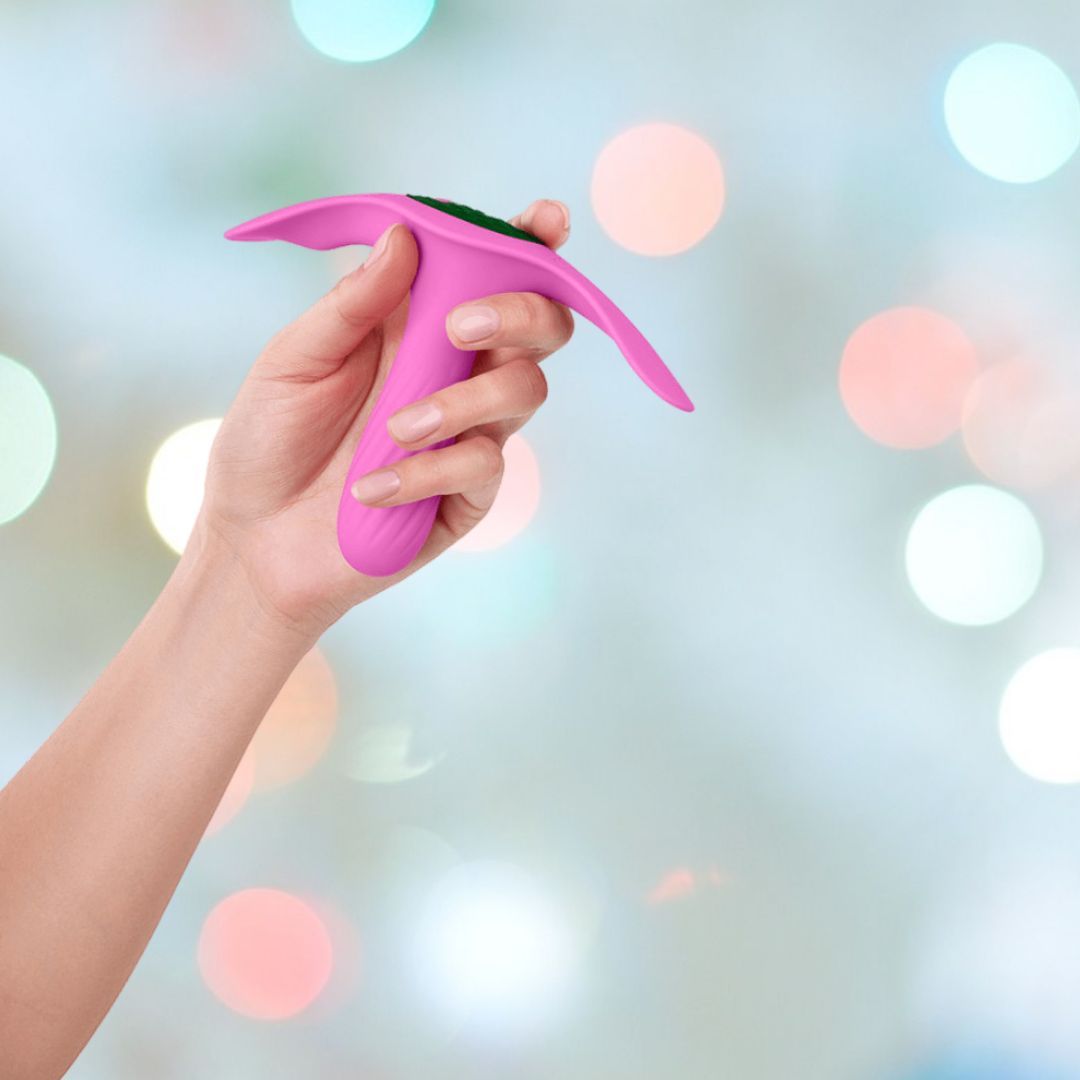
xmin=509 ymin=199 xmax=571 ymax=251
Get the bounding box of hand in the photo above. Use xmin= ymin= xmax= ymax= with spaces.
xmin=194 ymin=199 xmax=574 ymax=639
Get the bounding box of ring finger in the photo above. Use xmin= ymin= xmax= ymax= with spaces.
xmin=385 ymin=358 xmax=548 ymax=450
xmin=350 ymin=435 xmax=504 ymax=508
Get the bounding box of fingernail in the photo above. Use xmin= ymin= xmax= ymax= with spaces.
xmin=550 ymin=199 xmax=570 ymax=236
xmin=365 ymin=225 xmax=395 ymax=269
xmin=522 ymin=200 xmax=569 ymax=237
xmin=351 ymin=468 xmax=400 ymax=503
xmin=450 ymin=304 xmax=500 ymax=343
xmin=389 ymin=401 xmax=443 ymax=443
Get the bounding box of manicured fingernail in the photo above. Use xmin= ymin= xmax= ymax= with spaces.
xmin=522 ymin=200 xmax=569 ymax=237
xmin=549 ymin=199 xmax=570 ymax=235
xmin=351 ymin=469 xmax=400 ymax=503
xmin=365 ymin=224 xmax=395 ymax=269
xmin=450 ymin=304 xmax=499 ymax=343
xmin=389 ymin=401 xmax=443 ymax=443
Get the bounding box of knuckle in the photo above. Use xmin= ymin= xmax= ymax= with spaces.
xmin=328 ymin=279 xmax=370 ymax=332
xmin=503 ymin=291 xmax=545 ymax=330
xmin=503 ymin=358 xmax=548 ymax=409
xmin=553 ymin=302 xmax=575 ymax=345
xmin=263 ymin=323 xmax=297 ymax=363
xmin=469 ymin=435 xmax=504 ymax=481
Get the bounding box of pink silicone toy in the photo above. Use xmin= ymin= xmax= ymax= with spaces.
xmin=226 ymin=193 xmax=694 ymax=576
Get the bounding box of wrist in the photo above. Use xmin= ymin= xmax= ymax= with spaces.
xmin=169 ymin=517 xmax=326 ymax=658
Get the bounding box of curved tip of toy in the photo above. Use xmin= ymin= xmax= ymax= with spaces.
xmin=224 ymin=223 xmax=262 ymax=242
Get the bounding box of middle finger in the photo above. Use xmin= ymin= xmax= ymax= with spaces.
xmin=445 ymin=291 xmax=574 ymax=365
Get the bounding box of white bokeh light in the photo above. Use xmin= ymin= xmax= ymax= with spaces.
xmin=945 ymin=43 xmax=1080 ymax=184
xmin=290 ymin=0 xmax=435 ymax=63
xmin=343 ymin=722 xmax=441 ymax=784
xmin=413 ymin=861 xmax=580 ymax=1036
xmin=1000 ymin=649 xmax=1080 ymax=784
xmin=146 ymin=418 xmax=221 ymax=555
xmin=0 ymin=353 xmax=57 ymax=525
xmin=904 ymin=485 xmax=1043 ymax=626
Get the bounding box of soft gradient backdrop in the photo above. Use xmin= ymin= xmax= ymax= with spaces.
xmin=4 ymin=2 xmax=1080 ymax=1077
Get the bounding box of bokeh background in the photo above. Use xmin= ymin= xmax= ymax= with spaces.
xmin=4 ymin=1 xmax=1080 ymax=1077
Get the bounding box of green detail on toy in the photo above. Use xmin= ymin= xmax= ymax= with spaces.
xmin=407 ymin=194 xmax=545 ymax=245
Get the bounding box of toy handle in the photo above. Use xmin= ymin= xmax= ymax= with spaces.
xmin=337 ymin=270 xmax=476 ymax=577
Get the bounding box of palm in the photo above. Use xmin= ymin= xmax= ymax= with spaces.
xmin=206 ymin=303 xmax=414 ymax=620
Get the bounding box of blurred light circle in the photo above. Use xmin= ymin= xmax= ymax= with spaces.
xmin=198 ymin=888 xmax=333 ymax=1019
xmin=204 ymin=752 xmax=256 ymax=837
xmin=290 ymin=0 xmax=435 ymax=63
xmin=1000 ymin=649 xmax=1080 ymax=783
xmin=248 ymin=647 xmax=338 ymax=791
xmin=0 ymin=353 xmax=57 ymax=525
xmin=591 ymin=123 xmax=725 ymax=256
xmin=944 ymin=44 xmax=1080 ymax=183
xmin=146 ymin=418 xmax=220 ymax=554
xmin=344 ymin=722 xmax=441 ymax=784
xmin=414 ymin=860 xmax=580 ymax=1034
xmin=455 ymin=433 xmax=540 ymax=553
xmin=839 ymin=307 xmax=978 ymax=448
xmin=962 ymin=359 xmax=1080 ymax=488
xmin=904 ymin=485 xmax=1042 ymax=626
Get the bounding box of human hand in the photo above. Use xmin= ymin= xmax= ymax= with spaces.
xmin=192 ymin=199 xmax=574 ymax=639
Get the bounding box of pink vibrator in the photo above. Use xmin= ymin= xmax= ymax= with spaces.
xmin=226 ymin=193 xmax=694 ymax=577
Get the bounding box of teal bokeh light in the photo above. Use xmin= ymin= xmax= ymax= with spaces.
xmin=290 ymin=0 xmax=436 ymax=63
xmin=944 ymin=43 xmax=1080 ymax=183
xmin=0 ymin=354 xmax=57 ymax=525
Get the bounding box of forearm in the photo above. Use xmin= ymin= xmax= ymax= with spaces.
xmin=0 ymin=522 xmax=318 ymax=1079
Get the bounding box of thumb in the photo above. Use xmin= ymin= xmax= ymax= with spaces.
xmin=258 ymin=223 xmax=418 ymax=380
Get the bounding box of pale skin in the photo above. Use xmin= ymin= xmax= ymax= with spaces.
xmin=0 ymin=200 xmax=574 ymax=1079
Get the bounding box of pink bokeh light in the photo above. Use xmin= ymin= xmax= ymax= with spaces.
xmin=962 ymin=357 xmax=1080 ymax=489
xmin=839 ymin=306 xmax=979 ymax=449
xmin=591 ymin=123 xmax=726 ymax=257
xmin=455 ymin=433 xmax=541 ymax=553
xmin=198 ymin=888 xmax=334 ymax=1020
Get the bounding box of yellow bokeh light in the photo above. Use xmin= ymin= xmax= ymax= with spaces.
xmin=146 ymin=418 xmax=221 ymax=554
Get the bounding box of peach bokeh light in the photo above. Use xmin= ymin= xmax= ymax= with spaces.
xmin=646 ymin=868 xmax=695 ymax=906
xmin=591 ymin=123 xmax=725 ymax=257
xmin=645 ymin=865 xmax=728 ymax=906
xmin=962 ymin=358 xmax=1080 ymax=489
xmin=248 ymin=647 xmax=338 ymax=791
xmin=839 ymin=307 xmax=979 ymax=449
xmin=204 ymin=752 xmax=256 ymax=837
xmin=455 ymin=433 xmax=540 ymax=553
xmin=198 ymin=888 xmax=333 ymax=1020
